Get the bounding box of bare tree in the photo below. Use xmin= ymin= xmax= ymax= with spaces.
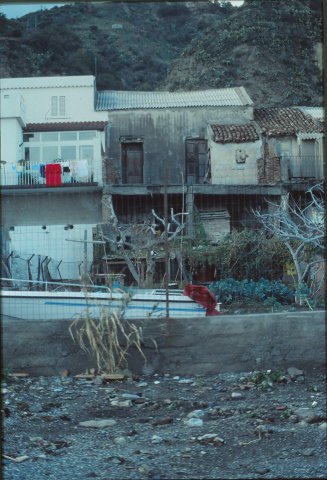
xmin=100 ymin=196 xmax=188 ymax=287
xmin=253 ymin=183 xmax=325 ymax=304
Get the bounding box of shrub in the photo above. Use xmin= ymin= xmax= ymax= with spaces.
xmin=209 ymin=278 xmax=294 ymax=305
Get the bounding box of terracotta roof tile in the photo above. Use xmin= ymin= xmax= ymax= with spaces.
xmin=254 ymin=108 xmax=323 ymax=136
xmin=211 ymin=124 xmax=259 ymax=143
xmin=24 ymin=121 xmax=107 ymax=132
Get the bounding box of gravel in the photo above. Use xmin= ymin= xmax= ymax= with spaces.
xmin=2 ymin=367 xmax=326 ymax=479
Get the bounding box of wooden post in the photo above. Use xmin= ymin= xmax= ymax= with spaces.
xmin=186 ymin=186 xmax=194 ymax=238
xmin=164 ymin=165 xmax=169 ymax=319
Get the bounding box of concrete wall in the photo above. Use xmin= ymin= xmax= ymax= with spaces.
xmin=2 ymin=311 xmax=325 ymax=376
xmin=1 ymin=191 xmax=102 ymax=279
xmin=106 ymin=105 xmax=253 ymax=185
xmin=1 ymin=191 xmax=102 ymax=226
xmin=209 ymin=138 xmax=261 ymax=185
xmin=0 ymin=118 xmax=24 ymax=172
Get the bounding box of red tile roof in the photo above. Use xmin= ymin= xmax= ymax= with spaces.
xmin=24 ymin=121 xmax=107 ymax=132
xmin=211 ymin=124 xmax=259 ymax=143
xmin=254 ymin=108 xmax=323 ymax=136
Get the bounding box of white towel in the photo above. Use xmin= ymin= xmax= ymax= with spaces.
xmin=76 ymin=160 xmax=88 ymax=178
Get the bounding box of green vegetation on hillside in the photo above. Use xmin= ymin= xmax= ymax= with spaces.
xmin=0 ymin=0 xmax=322 ymax=106
xmin=163 ymin=0 xmax=323 ymax=106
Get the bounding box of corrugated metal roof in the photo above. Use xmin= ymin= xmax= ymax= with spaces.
xmin=24 ymin=121 xmax=107 ymax=132
xmin=295 ymin=106 xmax=324 ymax=121
xmin=210 ymin=124 xmax=259 ymax=143
xmin=254 ymin=107 xmax=323 ymax=136
xmin=96 ymin=87 xmax=253 ymax=111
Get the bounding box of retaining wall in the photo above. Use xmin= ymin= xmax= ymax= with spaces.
xmin=2 ymin=311 xmax=325 ymax=376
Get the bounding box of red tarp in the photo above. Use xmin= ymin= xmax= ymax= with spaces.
xmin=183 ymin=284 xmax=221 ymax=316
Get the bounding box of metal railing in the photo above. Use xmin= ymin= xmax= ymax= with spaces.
xmin=284 ymin=155 xmax=323 ymax=180
xmin=0 ymin=159 xmax=95 ymax=187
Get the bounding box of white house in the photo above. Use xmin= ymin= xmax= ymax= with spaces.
xmin=0 ymin=76 xmax=108 ymax=281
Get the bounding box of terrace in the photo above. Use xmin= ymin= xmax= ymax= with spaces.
xmin=0 ymin=127 xmax=104 ymax=188
xmin=0 ymin=158 xmax=96 ymax=188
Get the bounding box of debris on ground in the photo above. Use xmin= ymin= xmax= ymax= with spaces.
xmin=2 ymin=367 xmax=326 ymax=479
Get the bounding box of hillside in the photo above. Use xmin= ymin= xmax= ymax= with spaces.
xmin=0 ymin=0 xmax=323 ymax=107
xmin=162 ymin=0 xmax=323 ymax=106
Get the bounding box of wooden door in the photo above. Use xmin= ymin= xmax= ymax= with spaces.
xmin=185 ymin=139 xmax=207 ymax=184
xmin=301 ymin=140 xmax=316 ymax=177
xmin=122 ymin=142 xmax=143 ymax=184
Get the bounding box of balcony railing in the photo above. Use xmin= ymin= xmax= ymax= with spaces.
xmin=0 ymin=159 xmax=96 ymax=187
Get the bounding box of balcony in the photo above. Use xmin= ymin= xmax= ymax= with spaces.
xmin=0 ymin=159 xmax=99 ymax=189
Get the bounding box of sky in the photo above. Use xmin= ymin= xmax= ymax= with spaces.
xmin=0 ymin=1 xmax=244 ymax=19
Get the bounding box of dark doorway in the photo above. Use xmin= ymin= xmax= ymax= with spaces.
xmin=185 ymin=139 xmax=208 ymax=184
xmin=122 ymin=142 xmax=143 ymax=184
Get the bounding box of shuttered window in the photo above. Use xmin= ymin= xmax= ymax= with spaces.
xmin=51 ymin=96 xmax=58 ymax=116
xmin=51 ymin=96 xmax=66 ymax=116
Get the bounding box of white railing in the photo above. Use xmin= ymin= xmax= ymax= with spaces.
xmin=0 ymin=159 xmax=97 ymax=187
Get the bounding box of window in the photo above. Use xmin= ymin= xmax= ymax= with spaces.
xmin=23 ymin=130 xmax=98 ymax=165
xmin=25 ymin=147 xmax=40 ymax=162
xmin=60 ymin=132 xmax=77 ymax=141
xmin=51 ymin=96 xmax=66 ymax=116
xmin=43 ymin=146 xmax=59 ymax=163
xmin=79 ymin=131 xmax=96 ymax=140
xmin=61 ymin=146 xmax=76 ymax=160
xmin=42 ymin=132 xmax=58 ymax=141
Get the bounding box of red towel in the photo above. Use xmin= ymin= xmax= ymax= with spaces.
xmin=45 ymin=163 xmax=62 ymax=187
xmin=183 ymin=284 xmax=221 ymax=316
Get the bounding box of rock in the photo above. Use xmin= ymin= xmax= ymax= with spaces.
xmin=255 ymin=467 xmax=271 ymax=475
xmin=231 ymin=392 xmax=243 ymax=399
xmin=29 ymin=405 xmax=43 ymax=413
xmin=152 ymin=417 xmax=173 ymax=426
xmin=106 ymin=456 xmax=125 ymax=464
xmin=151 ymin=435 xmax=164 ymax=444
xmin=184 ymin=417 xmax=204 ymax=427
xmin=297 ymin=420 xmax=309 ymax=428
xmin=318 ymin=422 xmax=327 ymax=430
xmin=293 ymin=407 xmax=323 ymax=424
xmin=121 ymin=393 xmax=141 ymax=399
xmin=178 ymin=379 xmax=194 ymax=384
xmin=110 ymin=399 xmax=132 ymax=407
xmin=287 ymin=367 xmax=304 ymax=378
xmin=196 ymin=434 xmax=224 ymax=446
xmin=113 ymin=436 xmax=127 ymax=445
xmin=302 ymin=448 xmax=315 ymax=456
xmin=138 ymin=464 xmax=153 ymax=474
xmin=79 ymin=419 xmax=117 ymax=428
xmin=186 ymin=409 xmax=205 ymax=419
xmin=255 ymin=425 xmax=274 ymax=435
xmin=138 ymin=382 xmax=148 ymax=387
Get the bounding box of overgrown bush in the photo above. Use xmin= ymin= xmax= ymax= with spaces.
xmin=185 ymin=229 xmax=290 ymax=281
xmin=209 ymin=278 xmax=294 ymax=305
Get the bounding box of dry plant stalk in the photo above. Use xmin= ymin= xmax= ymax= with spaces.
xmin=69 ymin=297 xmax=148 ymax=373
